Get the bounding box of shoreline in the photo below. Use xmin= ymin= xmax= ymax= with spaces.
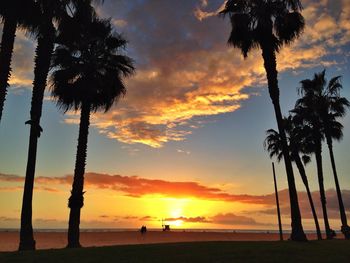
xmin=0 ymin=231 xmax=321 ymax=252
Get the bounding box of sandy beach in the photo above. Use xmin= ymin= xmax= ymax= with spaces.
xmin=0 ymin=231 xmax=320 ymax=252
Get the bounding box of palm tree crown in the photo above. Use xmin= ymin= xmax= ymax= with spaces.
xmin=297 ymin=70 xmax=349 ymax=138
xmin=51 ymin=16 xmax=134 ymax=112
xmin=264 ymin=116 xmax=311 ymax=164
xmin=220 ymin=0 xmax=305 ymax=57
xmin=0 ymin=0 xmax=38 ymax=25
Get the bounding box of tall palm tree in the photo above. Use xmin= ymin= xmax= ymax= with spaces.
xmin=0 ymin=0 xmax=37 ymax=123
xmin=264 ymin=116 xmax=322 ymax=240
xmin=293 ymin=76 xmax=333 ymax=239
xmin=18 ymin=0 xmax=71 ymax=251
xmin=18 ymin=0 xmax=104 ymax=251
xmin=220 ymin=0 xmax=306 ymax=240
xmin=324 ymin=116 xmax=350 ymax=239
xmin=51 ymin=10 xmax=134 ymax=248
xmin=297 ymin=70 xmax=350 ymax=239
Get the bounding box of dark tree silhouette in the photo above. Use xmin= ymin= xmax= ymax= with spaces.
xmin=18 ymin=0 xmax=104 ymax=251
xmin=272 ymin=162 xmax=283 ymax=241
xmin=296 ymin=70 xmax=350 ymax=239
xmin=19 ymin=0 xmax=62 ymax=251
xmin=0 ymin=0 xmax=37 ymax=123
xmin=50 ymin=7 xmax=134 ymax=248
xmin=264 ymin=116 xmax=322 ymax=240
xmin=220 ymin=0 xmax=306 ymax=241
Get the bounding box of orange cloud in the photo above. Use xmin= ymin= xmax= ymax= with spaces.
xmin=1 ymin=172 xmax=349 ymax=220
xmin=164 ymin=216 xmax=209 ymax=223
xmin=0 ymin=172 xmax=271 ymax=203
xmin=6 ymin=31 xmax=35 ymax=87
xmin=5 ymin=0 xmax=350 ymax=149
xmin=0 ymin=173 xmax=288 ymax=217
xmin=1 ymin=172 xmax=349 ymax=222
xmin=2 ymin=172 xmax=349 ymax=218
xmin=73 ymin=0 xmax=348 ymax=148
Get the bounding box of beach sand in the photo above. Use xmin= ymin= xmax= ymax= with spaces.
xmin=0 ymin=231 xmax=320 ymax=252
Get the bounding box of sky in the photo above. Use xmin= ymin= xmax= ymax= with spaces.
xmin=0 ymin=0 xmax=349 ymax=231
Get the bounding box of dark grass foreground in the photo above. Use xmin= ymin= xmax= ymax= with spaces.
xmin=1 ymin=241 xmax=349 ymax=263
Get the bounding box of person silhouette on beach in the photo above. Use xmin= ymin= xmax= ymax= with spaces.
xmin=140 ymin=226 xmax=147 ymax=234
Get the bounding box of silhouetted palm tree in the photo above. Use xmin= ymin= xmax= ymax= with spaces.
xmin=51 ymin=9 xmax=134 ymax=248
xmin=264 ymin=116 xmax=322 ymax=240
xmin=0 ymin=0 xmax=37 ymax=123
xmin=293 ymin=77 xmax=333 ymax=240
xmin=324 ymin=116 xmax=350 ymax=239
xmin=297 ymin=70 xmax=350 ymax=239
xmin=220 ymin=0 xmax=306 ymax=241
xmin=18 ymin=0 xmax=105 ymax=251
xmin=18 ymin=0 xmax=71 ymax=251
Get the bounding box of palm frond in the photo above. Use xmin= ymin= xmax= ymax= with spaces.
xmin=50 ymin=11 xmax=135 ymax=114
xmin=275 ymin=11 xmax=305 ymax=45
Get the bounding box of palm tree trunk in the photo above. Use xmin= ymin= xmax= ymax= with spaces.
xmin=18 ymin=23 xmax=55 ymax=251
xmin=0 ymin=16 xmax=17 ymax=123
xmin=67 ymin=102 xmax=91 ymax=248
xmin=314 ymin=143 xmax=333 ymax=240
xmin=293 ymin=153 xmax=322 ymax=240
xmin=326 ymin=136 xmax=350 ymax=239
xmin=261 ymin=44 xmax=306 ymax=241
xmin=272 ymin=162 xmax=283 ymax=241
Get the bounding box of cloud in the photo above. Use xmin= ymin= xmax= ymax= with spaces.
xmin=164 ymin=216 xmax=210 ymax=223
xmin=1 ymin=172 xmax=350 ymax=220
xmin=0 ymin=186 xmax=59 ymax=193
xmin=6 ymin=30 xmax=35 ymax=88
xmin=210 ymin=213 xmax=265 ymax=226
xmin=140 ymin=215 xmax=157 ymax=221
xmin=256 ymin=189 xmax=350 ymax=220
xmin=0 ymin=217 xmax=124 ymax=229
xmin=76 ymin=0 xmax=349 ymax=148
xmin=0 ymin=173 xmax=24 ymax=182
xmin=0 ymin=172 xmax=272 ymax=203
xmin=164 ymin=213 xmax=270 ymax=226
xmin=1 ymin=172 xmax=350 ymax=222
xmin=112 ymin=19 xmax=127 ymax=28
xmin=4 ymin=0 xmax=349 ymax=148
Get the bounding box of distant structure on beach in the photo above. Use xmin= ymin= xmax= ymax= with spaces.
xmin=161 ymin=219 xmax=171 ymax=231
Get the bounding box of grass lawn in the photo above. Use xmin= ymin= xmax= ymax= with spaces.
xmin=0 ymin=241 xmax=349 ymax=263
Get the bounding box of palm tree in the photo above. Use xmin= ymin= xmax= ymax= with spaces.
xmin=293 ymin=75 xmax=333 ymax=240
xmin=18 ymin=0 xmax=70 ymax=251
xmin=297 ymin=70 xmax=350 ymax=239
xmin=220 ymin=0 xmax=306 ymax=240
xmin=0 ymin=0 xmax=37 ymax=123
xmin=50 ymin=9 xmax=134 ymax=248
xmin=18 ymin=0 xmax=105 ymax=251
xmin=264 ymin=116 xmax=322 ymax=240
xmin=324 ymin=116 xmax=350 ymax=239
